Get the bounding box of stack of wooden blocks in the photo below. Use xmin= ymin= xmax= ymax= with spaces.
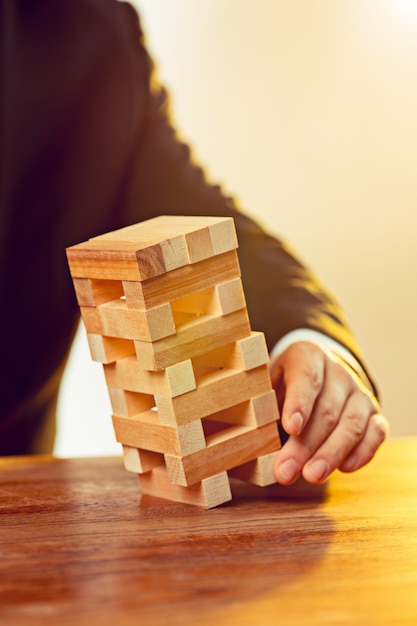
xmin=66 ymin=215 xmax=281 ymax=508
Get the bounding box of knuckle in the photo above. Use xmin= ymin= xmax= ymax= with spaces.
xmin=298 ymin=360 xmax=323 ymax=391
xmin=342 ymin=398 xmax=368 ymax=443
xmin=319 ymin=403 xmax=339 ymax=431
xmin=344 ymin=412 xmax=364 ymax=442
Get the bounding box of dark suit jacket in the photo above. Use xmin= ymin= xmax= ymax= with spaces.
xmin=0 ymin=0 xmax=374 ymax=454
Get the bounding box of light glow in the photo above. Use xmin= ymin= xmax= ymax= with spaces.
xmin=395 ymin=0 xmax=417 ymax=16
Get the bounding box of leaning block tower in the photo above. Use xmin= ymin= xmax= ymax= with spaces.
xmin=66 ymin=215 xmax=281 ymax=508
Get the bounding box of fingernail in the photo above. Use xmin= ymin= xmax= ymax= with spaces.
xmin=276 ymin=458 xmax=299 ymax=483
xmin=289 ymin=411 xmax=303 ymax=435
xmin=308 ymin=459 xmax=330 ymax=482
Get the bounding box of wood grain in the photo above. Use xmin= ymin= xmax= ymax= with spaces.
xmin=133 ymin=308 xmax=251 ymax=371
xmin=112 ymin=411 xmax=206 ymax=456
xmin=1 ymin=438 xmax=417 ymax=625
xmin=122 ymin=250 xmax=241 ymax=311
xmin=155 ymin=365 xmax=275 ymax=426
xmin=104 ymin=357 xmax=197 ymax=399
xmin=80 ymin=300 xmax=176 ymax=342
xmin=66 ymin=216 xmax=238 ymax=281
xmin=164 ymin=421 xmax=281 ymax=486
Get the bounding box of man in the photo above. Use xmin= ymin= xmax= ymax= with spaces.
xmin=0 ymin=0 xmax=387 ymax=485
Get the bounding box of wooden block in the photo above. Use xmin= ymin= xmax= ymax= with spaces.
xmin=228 ymin=451 xmax=280 ymax=486
xmin=66 ymin=216 xmax=238 ymax=282
xmin=104 ymin=358 xmax=196 ymax=398
xmin=87 ymin=334 xmax=135 ymax=363
xmin=80 ymin=301 xmax=176 ymax=342
xmin=93 ymin=217 xmax=191 ymax=243
xmin=182 ymin=226 xmax=213 ymax=263
xmin=164 ymin=421 xmax=281 ymax=487
xmin=95 ymin=219 xmax=204 ymax=271
xmin=249 ymin=390 xmax=280 ymax=424
xmin=108 ymin=388 xmax=155 ymax=417
xmin=236 ymin=333 xmax=270 ymax=370
xmin=112 ymin=411 xmax=206 ymax=456
xmin=214 ymin=278 xmax=246 ymax=315
xmin=155 ymin=365 xmax=274 ymax=426
xmin=135 ymin=237 xmax=188 ymax=275
xmin=66 ymin=240 xmax=162 ymax=281
xmin=203 ymin=390 xmax=280 ymax=428
xmin=122 ymin=250 xmax=241 ymax=311
xmin=206 ymin=216 xmax=238 ymax=255
xmin=170 ymin=287 xmax=218 ymax=317
xmin=170 ymin=278 xmax=245 ymax=318
xmin=164 ymin=360 xmax=197 ymax=398
xmin=131 ymin=215 xmax=238 ymax=263
xmin=193 ymin=332 xmax=269 ymax=372
xmin=104 ymin=217 xmax=212 ymax=265
xmin=72 ymin=277 xmax=124 ymax=307
xmin=67 ymin=226 xmax=192 ymax=281
xmin=154 ymin=215 xmax=238 ymax=257
xmin=138 ymin=466 xmax=232 ymax=509
xmin=122 ymin=445 xmax=164 ymax=474
xmin=134 ymin=308 xmax=251 ymax=371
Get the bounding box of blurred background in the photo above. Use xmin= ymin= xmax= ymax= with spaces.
xmin=55 ymin=0 xmax=417 ymax=456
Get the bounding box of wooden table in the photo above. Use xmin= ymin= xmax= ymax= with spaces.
xmin=1 ymin=437 xmax=416 ymax=626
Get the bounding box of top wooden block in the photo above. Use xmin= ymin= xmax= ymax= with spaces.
xmin=66 ymin=215 xmax=238 ymax=281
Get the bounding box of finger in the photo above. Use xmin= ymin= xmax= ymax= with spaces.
xmin=302 ymin=390 xmax=380 ymax=484
xmin=338 ymin=413 xmax=389 ymax=473
xmin=272 ymin=435 xmax=303 ymax=485
xmin=273 ymin=369 xmax=351 ymax=485
xmin=275 ymin=343 xmax=326 ymax=436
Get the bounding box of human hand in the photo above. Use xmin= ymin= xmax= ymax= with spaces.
xmin=268 ymin=341 xmax=388 ymax=485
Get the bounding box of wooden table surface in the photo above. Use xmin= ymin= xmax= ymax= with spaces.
xmin=1 ymin=437 xmax=417 ymax=626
